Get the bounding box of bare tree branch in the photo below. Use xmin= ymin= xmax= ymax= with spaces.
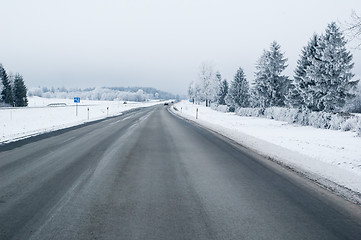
xmin=343 ymin=10 xmax=361 ymax=49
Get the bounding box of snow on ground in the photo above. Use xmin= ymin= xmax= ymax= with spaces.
xmin=0 ymin=97 xmax=164 ymax=143
xmin=172 ymin=101 xmax=361 ymax=202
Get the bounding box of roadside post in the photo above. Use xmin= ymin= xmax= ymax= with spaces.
xmin=87 ymin=107 xmax=89 ymax=120
xmin=74 ymin=97 xmax=80 ymax=116
xmin=107 ymin=107 xmax=109 ymax=116
xmin=196 ymin=108 xmax=198 ymax=119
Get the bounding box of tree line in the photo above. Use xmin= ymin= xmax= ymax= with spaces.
xmin=188 ymin=22 xmax=360 ymax=113
xmin=0 ymin=63 xmax=28 ymax=107
xmin=28 ymin=86 xmax=177 ymax=102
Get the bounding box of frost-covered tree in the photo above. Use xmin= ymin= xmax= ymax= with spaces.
xmin=249 ymin=88 xmax=259 ymax=108
xmin=198 ymin=62 xmax=218 ymax=107
xmin=134 ymin=89 xmax=145 ymax=102
xmin=214 ymin=71 xmax=222 ymax=103
xmin=188 ymin=80 xmax=202 ymax=104
xmin=307 ymin=22 xmax=358 ymax=112
xmin=8 ymin=73 xmax=16 ymax=105
xmin=217 ymin=79 xmax=228 ymax=105
xmin=188 ymin=62 xmax=223 ymax=106
xmin=27 ymin=86 xmax=164 ymax=101
xmin=188 ymin=81 xmax=195 ymax=103
xmin=226 ymin=67 xmax=250 ymax=108
xmin=215 ymin=71 xmax=222 ymax=84
xmin=253 ymin=41 xmax=289 ymax=107
xmin=287 ymin=34 xmax=320 ymax=109
xmin=345 ymin=81 xmax=361 ymax=112
xmin=285 ymin=82 xmax=302 ymax=108
xmin=0 ymin=64 xmax=13 ymax=106
xmin=13 ymin=73 xmax=28 ymax=107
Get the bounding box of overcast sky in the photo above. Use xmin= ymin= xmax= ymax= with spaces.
xmin=1 ymin=0 xmax=361 ymax=95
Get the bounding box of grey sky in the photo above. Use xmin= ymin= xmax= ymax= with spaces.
xmin=1 ymin=0 xmax=360 ymax=95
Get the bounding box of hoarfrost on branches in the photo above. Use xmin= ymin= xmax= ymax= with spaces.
xmin=225 ymin=67 xmax=250 ymax=108
xmin=306 ymin=22 xmax=358 ymax=112
xmin=188 ymin=62 xmax=221 ymax=107
xmin=253 ymin=41 xmax=290 ymax=108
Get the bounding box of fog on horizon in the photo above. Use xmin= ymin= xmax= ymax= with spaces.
xmin=1 ymin=0 xmax=360 ymax=95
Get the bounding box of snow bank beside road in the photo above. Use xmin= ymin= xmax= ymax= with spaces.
xmin=172 ymin=101 xmax=361 ymax=203
xmin=0 ymin=97 xmax=163 ymax=143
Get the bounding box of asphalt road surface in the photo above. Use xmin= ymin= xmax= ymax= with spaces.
xmin=1 ymin=105 xmax=361 ymax=240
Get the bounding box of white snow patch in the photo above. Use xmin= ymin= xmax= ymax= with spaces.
xmin=0 ymin=97 xmax=164 ymax=143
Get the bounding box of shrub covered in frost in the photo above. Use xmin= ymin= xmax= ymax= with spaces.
xmin=210 ymin=103 xmax=228 ymax=113
xmin=340 ymin=118 xmax=359 ymax=131
xmin=230 ymin=106 xmax=361 ymax=134
xmin=235 ymin=107 xmax=263 ymax=117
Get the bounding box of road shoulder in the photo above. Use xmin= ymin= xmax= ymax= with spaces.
xmin=169 ymin=104 xmax=361 ymax=208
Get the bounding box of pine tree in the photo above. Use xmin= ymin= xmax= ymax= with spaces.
xmin=0 ymin=64 xmax=14 ymax=106
xmin=13 ymin=73 xmax=28 ymax=107
xmin=217 ymin=79 xmax=228 ymax=105
xmin=253 ymin=41 xmax=289 ymax=108
xmin=307 ymin=22 xmax=358 ymax=112
xmin=285 ymin=82 xmax=302 ymax=108
xmin=288 ymin=34 xmax=320 ymax=109
xmin=226 ymin=67 xmax=250 ymax=108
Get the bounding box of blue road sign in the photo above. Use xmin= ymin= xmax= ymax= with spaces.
xmin=74 ymin=97 xmax=80 ymax=103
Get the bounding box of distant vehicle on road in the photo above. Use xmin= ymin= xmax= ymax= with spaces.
xmin=164 ymin=102 xmax=169 ymax=106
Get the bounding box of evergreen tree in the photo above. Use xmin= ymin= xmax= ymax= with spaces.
xmin=253 ymin=41 xmax=289 ymax=108
xmin=0 ymin=64 xmax=13 ymax=106
xmin=249 ymin=87 xmax=259 ymax=108
xmin=307 ymin=22 xmax=358 ymax=112
xmin=285 ymin=82 xmax=302 ymax=108
xmin=217 ymin=79 xmax=228 ymax=105
xmin=288 ymin=34 xmax=320 ymax=109
xmin=226 ymin=67 xmax=250 ymax=108
xmin=13 ymin=73 xmax=28 ymax=107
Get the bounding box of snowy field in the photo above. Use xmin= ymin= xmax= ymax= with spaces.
xmin=0 ymin=97 xmax=164 ymax=143
xmin=172 ymin=101 xmax=361 ymax=203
